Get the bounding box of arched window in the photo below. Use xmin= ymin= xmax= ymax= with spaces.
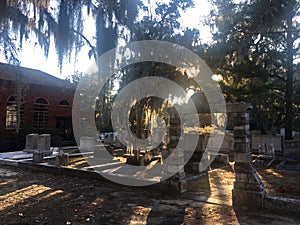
xmin=58 ymin=99 xmax=70 ymax=106
xmin=6 ymin=96 xmax=24 ymax=129
xmin=33 ymin=97 xmax=49 ymax=128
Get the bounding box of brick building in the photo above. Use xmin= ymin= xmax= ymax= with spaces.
xmin=0 ymin=63 xmax=76 ymax=150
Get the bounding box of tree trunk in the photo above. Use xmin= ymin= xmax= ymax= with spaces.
xmin=285 ymin=13 xmax=294 ymax=140
xmin=135 ymin=103 xmax=143 ymax=139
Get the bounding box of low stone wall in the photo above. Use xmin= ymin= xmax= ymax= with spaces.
xmin=264 ymin=195 xmax=300 ymax=213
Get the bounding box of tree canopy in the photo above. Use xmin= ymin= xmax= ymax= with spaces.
xmin=1 ymin=0 xmax=300 ymax=139
xmin=205 ymin=0 xmax=300 ymax=138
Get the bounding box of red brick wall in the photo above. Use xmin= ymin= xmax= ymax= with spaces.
xmin=0 ymin=80 xmax=75 ymax=134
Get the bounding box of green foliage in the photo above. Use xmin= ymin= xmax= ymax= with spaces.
xmin=4 ymin=0 xmax=300 ymax=138
xmin=206 ymin=0 xmax=299 ymax=135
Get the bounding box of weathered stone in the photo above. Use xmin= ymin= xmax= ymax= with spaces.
xmin=233 ymin=181 xmax=264 ymax=192
xmin=232 ymin=189 xmax=264 ymax=208
xmin=233 ymin=132 xmax=250 ymax=139
xmin=37 ymin=134 xmax=51 ymax=155
xmin=33 ymin=151 xmax=44 ymax=163
xmin=234 ymin=124 xmax=250 ymax=131
xmin=251 ymin=134 xmax=283 ymax=152
xmin=234 ymin=142 xmax=251 ymax=152
xmin=234 ymin=162 xmax=256 ymax=173
xmin=232 ymin=110 xmax=265 ymax=209
xmin=264 ymin=195 xmax=300 ymax=213
xmin=235 ymin=173 xmax=264 ymax=185
xmin=24 ymin=133 xmax=39 ymax=152
xmin=55 ymin=154 xmax=69 ymax=166
xmin=234 ymin=152 xmax=252 ymax=163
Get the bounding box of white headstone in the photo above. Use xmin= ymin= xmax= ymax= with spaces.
xmin=25 ymin=133 xmax=39 ymax=151
xmin=37 ymin=134 xmax=51 ymax=156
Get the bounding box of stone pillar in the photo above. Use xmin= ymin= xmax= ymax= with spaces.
xmin=161 ymin=107 xmax=187 ymax=193
xmin=232 ymin=112 xmax=265 ymax=208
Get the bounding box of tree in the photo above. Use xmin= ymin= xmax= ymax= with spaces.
xmin=0 ymin=0 xmax=142 ymax=68
xmin=0 ymin=0 xmax=212 ymax=140
xmin=207 ymin=0 xmax=300 ymax=138
xmin=0 ymin=0 xmax=143 ymax=136
xmin=113 ymin=0 xmax=199 ymax=138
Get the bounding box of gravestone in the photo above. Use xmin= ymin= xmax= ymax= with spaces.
xmin=33 ymin=150 xmax=44 ymax=163
xmin=251 ymin=134 xmax=283 ymax=155
xmin=24 ymin=133 xmax=39 ymax=152
xmin=55 ymin=153 xmax=69 ymax=166
xmin=37 ymin=134 xmax=51 ymax=156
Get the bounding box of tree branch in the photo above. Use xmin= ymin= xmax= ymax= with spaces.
xmin=41 ymin=7 xmax=97 ymax=61
xmin=71 ymin=29 xmax=97 ymax=60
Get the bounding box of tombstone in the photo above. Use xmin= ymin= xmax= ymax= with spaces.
xmin=55 ymin=153 xmax=69 ymax=166
xmin=38 ymin=134 xmax=51 ymax=156
xmin=80 ymin=136 xmax=95 ymax=152
xmin=33 ymin=150 xmax=44 ymax=163
xmin=251 ymin=134 xmax=283 ymax=154
xmin=24 ymin=133 xmax=39 ymax=152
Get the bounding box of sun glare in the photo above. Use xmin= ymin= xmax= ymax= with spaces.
xmin=15 ymin=0 xmax=213 ymax=80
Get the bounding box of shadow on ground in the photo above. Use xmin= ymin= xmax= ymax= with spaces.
xmin=1 ymin=165 xmax=300 ymax=225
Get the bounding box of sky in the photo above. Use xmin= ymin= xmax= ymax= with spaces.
xmin=7 ymin=0 xmax=213 ymax=80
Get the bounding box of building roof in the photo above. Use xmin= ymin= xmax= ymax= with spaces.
xmin=0 ymin=62 xmax=74 ymax=88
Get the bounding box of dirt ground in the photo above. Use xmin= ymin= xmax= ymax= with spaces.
xmin=1 ymin=165 xmax=300 ymax=225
